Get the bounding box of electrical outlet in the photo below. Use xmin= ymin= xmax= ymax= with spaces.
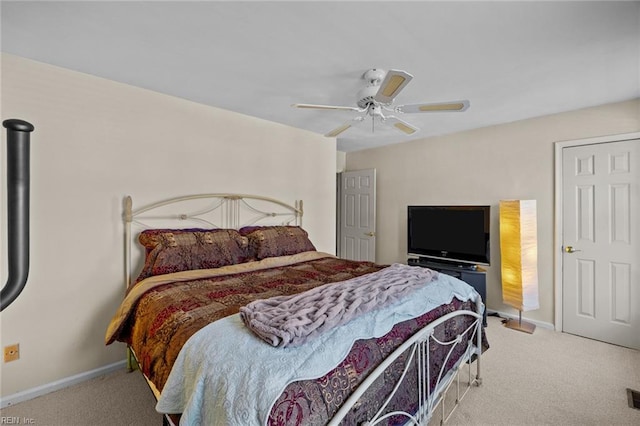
xmin=4 ymin=344 xmax=20 ymax=362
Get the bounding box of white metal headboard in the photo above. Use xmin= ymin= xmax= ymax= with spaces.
xmin=123 ymin=193 xmax=303 ymax=287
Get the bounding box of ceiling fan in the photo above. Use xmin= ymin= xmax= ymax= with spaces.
xmin=292 ymin=69 xmax=470 ymax=138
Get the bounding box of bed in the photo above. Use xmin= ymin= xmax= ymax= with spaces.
xmin=105 ymin=193 xmax=487 ymax=425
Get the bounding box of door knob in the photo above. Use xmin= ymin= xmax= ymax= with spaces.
xmin=564 ymin=246 xmax=581 ymax=253
xmin=364 ymin=232 xmax=376 ymax=237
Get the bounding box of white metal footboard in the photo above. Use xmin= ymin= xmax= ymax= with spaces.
xmin=328 ymin=298 xmax=484 ymax=426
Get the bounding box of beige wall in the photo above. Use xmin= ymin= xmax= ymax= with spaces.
xmin=0 ymin=54 xmax=336 ymax=397
xmin=336 ymin=151 xmax=346 ymax=173
xmin=346 ymin=99 xmax=640 ymax=326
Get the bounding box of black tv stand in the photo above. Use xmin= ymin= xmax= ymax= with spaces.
xmin=408 ymin=258 xmax=487 ymax=326
xmin=413 ymin=259 xmax=478 ymax=271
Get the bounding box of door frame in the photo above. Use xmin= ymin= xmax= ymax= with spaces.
xmin=553 ymin=131 xmax=640 ymax=332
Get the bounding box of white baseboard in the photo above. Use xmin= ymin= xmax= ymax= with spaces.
xmin=0 ymin=360 xmax=126 ymax=409
xmin=486 ymin=309 xmax=555 ymax=330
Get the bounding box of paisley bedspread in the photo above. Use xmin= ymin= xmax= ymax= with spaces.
xmin=106 ymin=252 xmax=385 ymax=393
xmin=106 ymin=251 xmax=487 ymax=425
xmin=157 ymin=274 xmax=482 ymax=425
xmin=268 ymin=297 xmax=484 ymax=426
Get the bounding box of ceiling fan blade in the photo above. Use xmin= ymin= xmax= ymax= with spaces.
xmin=374 ymin=70 xmax=413 ymax=104
xmin=385 ymin=116 xmax=419 ymax=135
xmin=397 ymin=100 xmax=470 ymax=114
xmin=324 ymin=122 xmax=355 ymax=138
xmin=292 ymin=103 xmax=362 ymax=112
xmin=324 ymin=117 xmax=366 ymax=138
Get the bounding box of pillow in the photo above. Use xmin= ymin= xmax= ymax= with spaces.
xmin=136 ymin=228 xmax=249 ymax=282
xmin=239 ymin=226 xmax=316 ymax=260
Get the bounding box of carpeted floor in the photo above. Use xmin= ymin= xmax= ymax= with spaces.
xmin=430 ymin=315 xmax=640 ymax=425
xmin=1 ymin=366 xmax=161 ymax=426
xmin=2 ymin=315 xmax=639 ymax=425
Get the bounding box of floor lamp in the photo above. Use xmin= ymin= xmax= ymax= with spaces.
xmin=499 ymin=200 xmax=539 ymax=334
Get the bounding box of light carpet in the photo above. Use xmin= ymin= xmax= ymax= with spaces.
xmin=1 ymin=315 xmax=639 ymax=425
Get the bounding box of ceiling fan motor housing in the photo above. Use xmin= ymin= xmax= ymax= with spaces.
xmin=356 ymin=84 xmax=381 ymax=108
xmin=357 ymin=69 xmax=390 ymax=108
xmin=362 ymin=68 xmax=386 ymax=84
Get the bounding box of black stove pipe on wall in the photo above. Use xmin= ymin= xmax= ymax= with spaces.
xmin=1 ymin=119 xmax=34 ymax=311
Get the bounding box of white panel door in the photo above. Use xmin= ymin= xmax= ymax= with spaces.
xmin=562 ymin=139 xmax=639 ymax=349
xmin=340 ymin=169 xmax=376 ymax=262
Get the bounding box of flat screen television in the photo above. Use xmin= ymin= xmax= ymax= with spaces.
xmin=407 ymin=205 xmax=491 ymax=266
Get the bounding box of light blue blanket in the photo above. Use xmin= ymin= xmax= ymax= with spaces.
xmin=156 ymin=265 xmax=481 ymax=426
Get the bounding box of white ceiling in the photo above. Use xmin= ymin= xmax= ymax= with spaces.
xmin=2 ymin=1 xmax=639 ymax=152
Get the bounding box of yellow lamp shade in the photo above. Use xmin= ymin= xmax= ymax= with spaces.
xmin=499 ymin=200 xmax=539 ymax=312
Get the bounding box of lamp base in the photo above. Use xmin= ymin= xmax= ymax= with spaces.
xmin=503 ymin=317 xmax=536 ymax=334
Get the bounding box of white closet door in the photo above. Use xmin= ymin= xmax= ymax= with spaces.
xmin=562 ymin=139 xmax=639 ymax=349
xmin=339 ymin=169 xmax=376 ymax=262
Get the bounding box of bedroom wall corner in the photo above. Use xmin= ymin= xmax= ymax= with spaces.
xmin=0 ymin=53 xmax=335 ymax=399
xmin=336 ymin=151 xmax=346 ymax=173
